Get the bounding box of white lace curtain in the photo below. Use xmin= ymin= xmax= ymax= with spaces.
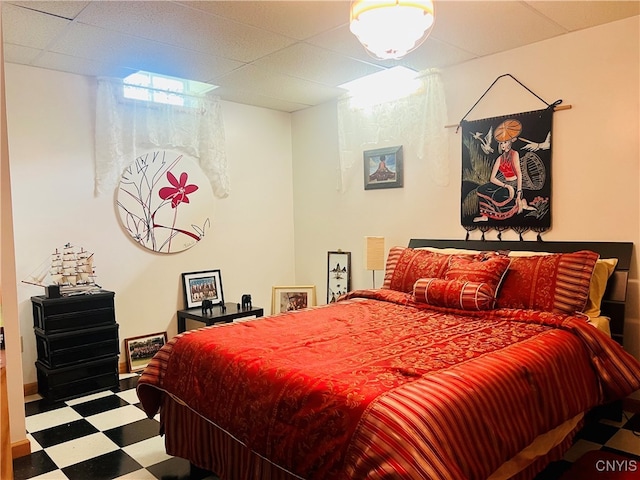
xmin=95 ymin=77 xmax=229 ymax=198
xmin=337 ymin=69 xmax=449 ymax=191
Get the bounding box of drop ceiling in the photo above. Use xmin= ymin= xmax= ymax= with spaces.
xmin=2 ymin=1 xmax=639 ymax=112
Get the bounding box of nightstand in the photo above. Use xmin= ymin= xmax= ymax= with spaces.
xmin=177 ymin=302 xmax=264 ymax=333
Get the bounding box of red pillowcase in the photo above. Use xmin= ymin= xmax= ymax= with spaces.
xmin=496 ymin=250 xmax=599 ymax=314
xmin=413 ymin=278 xmax=495 ymax=311
xmin=383 ymin=247 xmax=454 ymax=293
xmin=444 ymin=254 xmax=511 ymax=296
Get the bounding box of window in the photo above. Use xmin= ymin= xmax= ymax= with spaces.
xmin=123 ymin=71 xmax=217 ymax=107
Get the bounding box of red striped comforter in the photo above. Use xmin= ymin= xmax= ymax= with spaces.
xmin=137 ymin=289 xmax=640 ymax=479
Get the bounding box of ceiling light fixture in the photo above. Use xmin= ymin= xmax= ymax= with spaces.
xmin=349 ymin=0 xmax=435 ymax=60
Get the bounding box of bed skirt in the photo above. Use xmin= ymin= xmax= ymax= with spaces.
xmin=159 ymin=393 xmax=584 ymax=480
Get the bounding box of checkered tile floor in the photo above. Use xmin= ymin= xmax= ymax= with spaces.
xmin=13 ymin=374 xmax=219 ymax=480
xmin=13 ymin=373 xmax=640 ymax=480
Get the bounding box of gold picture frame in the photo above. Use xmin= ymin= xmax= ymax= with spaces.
xmin=271 ymin=285 xmax=317 ymax=315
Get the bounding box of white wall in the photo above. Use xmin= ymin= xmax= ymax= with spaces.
xmin=291 ymin=17 xmax=640 ymax=358
xmin=5 ymin=64 xmax=297 ymax=385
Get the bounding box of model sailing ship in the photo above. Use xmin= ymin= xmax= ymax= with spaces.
xmin=23 ymin=243 xmax=100 ymax=295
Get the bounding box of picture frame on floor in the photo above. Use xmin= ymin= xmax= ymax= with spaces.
xmin=271 ymin=285 xmax=317 ymax=315
xmin=124 ymin=332 xmax=168 ymax=373
xmin=327 ymin=251 xmax=351 ymax=303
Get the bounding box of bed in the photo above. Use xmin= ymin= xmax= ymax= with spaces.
xmin=137 ymin=239 xmax=640 ymax=480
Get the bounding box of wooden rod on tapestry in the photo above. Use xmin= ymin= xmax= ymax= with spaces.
xmin=444 ymin=104 xmax=572 ymax=129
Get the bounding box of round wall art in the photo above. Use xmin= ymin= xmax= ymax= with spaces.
xmin=116 ymin=150 xmax=214 ymax=253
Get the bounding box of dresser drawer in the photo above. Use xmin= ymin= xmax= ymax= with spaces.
xmin=36 ymin=357 xmax=119 ymax=402
xmin=35 ymin=325 xmax=119 ymax=368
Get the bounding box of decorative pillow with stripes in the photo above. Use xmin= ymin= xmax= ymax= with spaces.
xmin=444 ymin=254 xmax=511 ymax=297
xmin=382 ymin=247 xmax=455 ymax=293
xmin=413 ymin=278 xmax=496 ymax=311
xmin=496 ymin=250 xmax=599 ymax=314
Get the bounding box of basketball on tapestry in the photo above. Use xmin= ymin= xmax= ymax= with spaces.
xmin=116 ymin=150 xmax=214 ymax=253
xmin=460 ymin=108 xmax=552 ymax=237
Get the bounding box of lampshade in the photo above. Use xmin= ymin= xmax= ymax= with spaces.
xmin=365 ymin=236 xmax=385 ymax=271
xmin=350 ymin=0 xmax=435 ymax=60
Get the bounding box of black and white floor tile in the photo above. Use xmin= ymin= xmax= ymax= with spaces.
xmin=14 ymin=374 xmax=640 ymax=480
xmin=13 ymin=373 xmax=218 ymax=480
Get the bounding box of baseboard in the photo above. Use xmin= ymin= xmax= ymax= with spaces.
xmin=119 ymin=361 xmax=128 ymax=374
xmin=23 ymin=382 xmax=37 ymax=397
xmin=12 ymin=438 xmax=30 ymax=459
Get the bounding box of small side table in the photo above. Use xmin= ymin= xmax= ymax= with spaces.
xmin=177 ymin=302 xmax=264 ymax=333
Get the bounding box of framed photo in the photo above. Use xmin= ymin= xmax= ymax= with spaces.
xmin=327 ymin=251 xmax=351 ymax=303
xmin=182 ymin=269 xmax=224 ymax=309
xmin=272 ymin=285 xmax=317 ymax=315
xmin=124 ymin=332 xmax=167 ymax=373
xmin=364 ymin=145 xmax=403 ymax=190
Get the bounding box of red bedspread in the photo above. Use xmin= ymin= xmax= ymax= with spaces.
xmin=137 ymin=289 xmax=640 ymax=480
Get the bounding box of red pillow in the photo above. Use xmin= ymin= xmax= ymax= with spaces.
xmin=413 ymin=278 xmax=495 ymax=311
xmin=444 ymin=254 xmax=511 ymax=295
xmin=383 ymin=247 xmax=454 ymax=293
xmin=496 ymin=250 xmax=599 ymax=314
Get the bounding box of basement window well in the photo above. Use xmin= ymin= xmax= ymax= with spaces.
xmin=123 ymin=71 xmax=218 ymax=106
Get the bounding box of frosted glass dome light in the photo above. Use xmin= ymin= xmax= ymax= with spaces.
xmin=350 ymin=0 xmax=435 ymax=60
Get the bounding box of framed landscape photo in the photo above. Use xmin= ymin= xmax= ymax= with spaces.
xmin=125 ymin=332 xmax=167 ymax=373
xmin=182 ymin=269 xmax=224 ymax=309
xmin=272 ymin=285 xmax=317 ymax=315
xmin=327 ymin=251 xmax=351 ymax=303
xmin=364 ymin=145 xmax=403 ymax=190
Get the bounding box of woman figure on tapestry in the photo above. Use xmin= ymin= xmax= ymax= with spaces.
xmin=473 ymin=119 xmax=534 ymax=222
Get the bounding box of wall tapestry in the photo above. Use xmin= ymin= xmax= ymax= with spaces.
xmin=117 ymin=150 xmax=214 ymax=253
xmin=461 ymin=107 xmax=553 ymax=240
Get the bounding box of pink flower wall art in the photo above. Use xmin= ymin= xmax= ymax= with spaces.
xmin=117 ymin=151 xmax=214 ymax=253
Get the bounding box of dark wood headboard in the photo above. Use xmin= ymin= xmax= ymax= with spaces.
xmin=407 ymin=239 xmax=633 ymax=345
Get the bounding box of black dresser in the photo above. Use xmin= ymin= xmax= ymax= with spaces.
xmin=32 ymin=291 xmax=119 ymax=401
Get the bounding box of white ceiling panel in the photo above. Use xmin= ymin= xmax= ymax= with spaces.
xmin=215 ymin=64 xmax=346 ymax=105
xmin=526 ymin=0 xmax=640 ymax=30
xmin=253 ymin=43 xmax=384 ymax=85
xmin=431 ymin=1 xmax=568 ymax=56
xmin=2 ymin=43 xmax=42 ymax=65
xmin=2 ymin=3 xmax=71 ymax=50
xmin=2 ymin=0 xmax=638 ymax=112
xmin=33 ymin=51 xmax=137 ymax=79
xmin=182 ymin=0 xmax=350 ymax=40
xmin=8 ymin=1 xmax=89 ymax=19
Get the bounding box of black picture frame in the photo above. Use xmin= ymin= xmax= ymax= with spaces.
xmin=327 ymin=251 xmax=351 ymax=303
xmin=181 ymin=269 xmax=224 ymax=309
xmin=364 ymin=145 xmax=403 ymax=190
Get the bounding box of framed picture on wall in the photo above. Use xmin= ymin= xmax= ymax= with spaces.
xmin=124 ymin=332 xmax=167 ymax=373
xmin=181 ymin=269 xmax=224 ymax=309
xmin=271 ymin=285 xmax=317 ymax=315
xmin=363 ymin=145 xmax=403 ymax=190
xmin=327 ymin=251 xmax=351 ymax=303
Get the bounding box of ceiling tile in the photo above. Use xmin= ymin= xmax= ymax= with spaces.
xmin=214 ymin=86 xmax=311 ymax=112
xmin=431 ymin=1 xmax=567 ymax=56
xmin=48 ymin=23 xmax=244 ymax=81
xmin=2 ymin=3 xmax=71 ymax=50
xmin=32 ymin=51 xmax=136 ymax=78
xmin=6 ymin=1 xmax=89 ymax=19
xmin=75 ymin=0 xmax=296 ymax=62
xmin=2 ymin=43 xmax=42 ymax=65
xmin=525 ymin=0 xmax=640 ymax=31
xmin=253 ymin=42 xmax=383 ymax=86
xmin=181 ymin=0 xmax=351 ymax=40
xmin=214 ymin=65 xmax=346 ymax=106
